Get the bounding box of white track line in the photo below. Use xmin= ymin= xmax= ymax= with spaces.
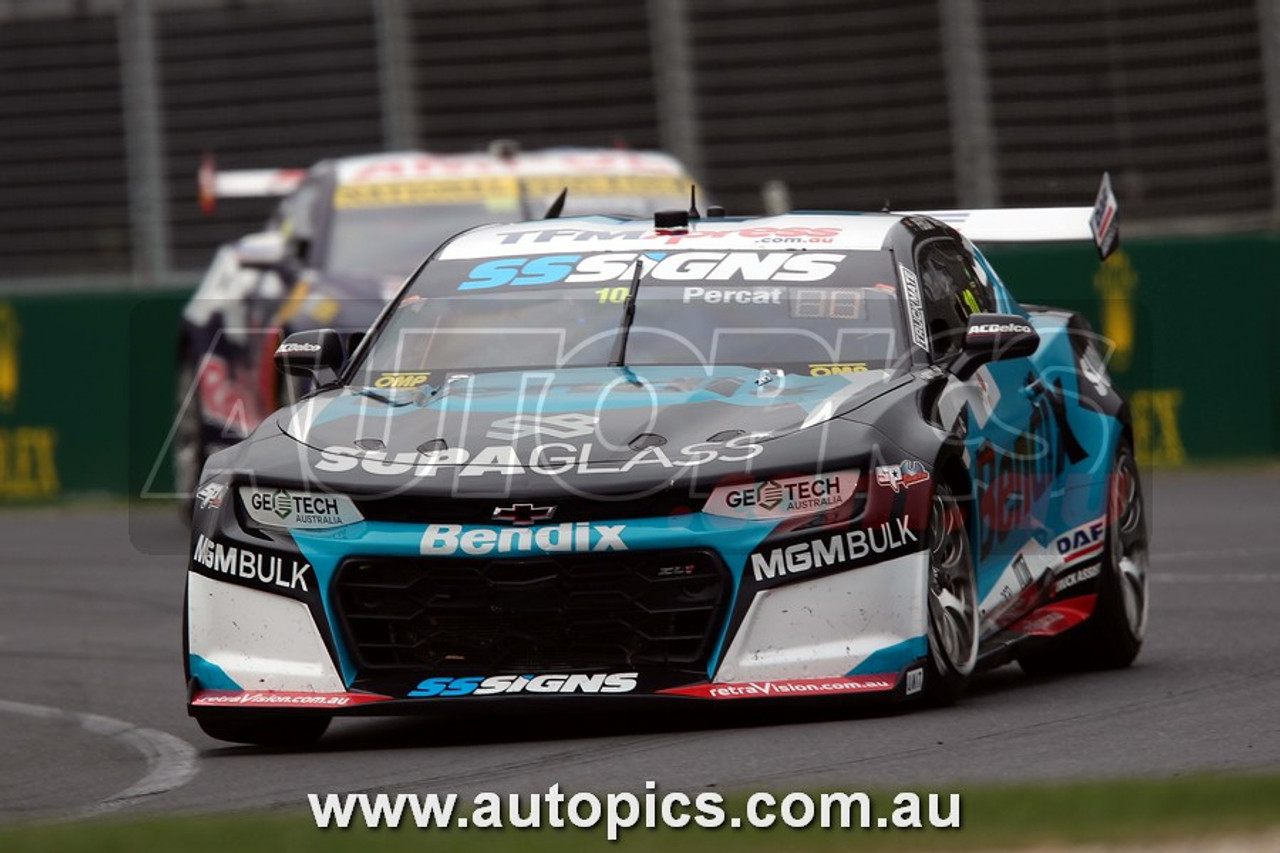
xmin=1150 ymin=549 xmax=1280 ymax=583
xmin=0 ymin=699 xmax=199 ymax=819
xmin=1154 ymin=574 xmax=1280 ymax=583
xmin=1153 ymin=548 xmax=1280 ymax=563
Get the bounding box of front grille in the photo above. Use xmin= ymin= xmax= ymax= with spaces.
xmin=333 ymin=550 xmax=729 ymax=673
xmin=352 ymin=492 xmax=702 ymax=525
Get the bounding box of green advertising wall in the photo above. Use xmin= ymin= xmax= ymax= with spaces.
xmin=0 ymin=233 xmax=1277 ymax=502
xmin=986 ymin=233 xmax=1280 ymax=465
xmin=0 ymin=290 xmax=188 ymax=503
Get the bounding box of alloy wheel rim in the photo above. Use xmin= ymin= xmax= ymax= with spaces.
xmin=928 ymin=493 xmax=978 ymax=677
xmin=1110 ymin=453 xmax=1148 ymax=640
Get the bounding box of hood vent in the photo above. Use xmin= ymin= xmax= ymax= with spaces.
xmin=417 ymin=438 xmax=448 ymax=454
xmin=354 ymin=438 xmax=385 ymax=451
xmin=629 ymin=433 xmax=667 ymax=450
xmin=705 ymin=429 xmax=746 ymax=443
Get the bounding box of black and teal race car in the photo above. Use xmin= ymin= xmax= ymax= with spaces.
xmin=185 ymin=181 xmax=1148 ymax=747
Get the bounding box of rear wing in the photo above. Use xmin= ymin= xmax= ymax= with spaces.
xmin=198 ymin=153 xmax=305 ymax=214
xmin=906 ymin=173 xmax=1119 ymax=260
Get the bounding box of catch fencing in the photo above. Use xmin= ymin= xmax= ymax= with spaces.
xmin=0 ymin=0 xmax=1276 ymax=287
xmin=0 ymin=0 xmax=1275 ymax=500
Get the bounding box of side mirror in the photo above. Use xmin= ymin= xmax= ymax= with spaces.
xmin=234 ymin=231 xmax=287 ymax=269
xmin=274 ymin=329 xmax=344 ymax=386
xmin=950 ymin=313 xmax=1039 ymax=381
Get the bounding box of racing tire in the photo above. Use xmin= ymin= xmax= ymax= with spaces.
xmin=1018 ymin=440 xmax=1148 ymax=675
xmin=173 ymin=360 xmax=206 ymax=523
xmin=194 ymin=713 xmax=331 ymax=748
xmin=923 ymin=482 xmax=980 ymax=705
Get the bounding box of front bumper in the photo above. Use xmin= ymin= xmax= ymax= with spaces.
xmin=186 ymin=497 xmax=932 ymax=713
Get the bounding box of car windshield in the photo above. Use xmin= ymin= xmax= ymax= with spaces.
xmin=325 ymin=204 xmax=514 ymax=279
xmin=352 ymin=247 xmax=907 ymax=380
xmin=323 ymin=180 xmax=694 ymax=279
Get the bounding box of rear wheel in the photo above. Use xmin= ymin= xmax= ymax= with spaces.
xmin=1018 ymin=439 xmax=1148 ymax=674
xmin=195 ymin=713 xmax=331 ymax=748
xmin=924 ymin=483 xmax=979 ymax=704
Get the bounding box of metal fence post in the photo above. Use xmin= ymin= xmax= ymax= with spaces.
xmin=940 ymin=0 xmax=998 ymax=207
xmin=1259 ymin=0 xmax=1280 ymax=224
xmin=375 ymin=0 xmax=420 ymax=150
xmin=117 ymin=0 xmax=170 ymax=287
xmin=647 ymin=0 xmax=703 ymax=181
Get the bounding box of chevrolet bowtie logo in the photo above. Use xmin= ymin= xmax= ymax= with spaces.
xmin=491 ymin=503 xmax=557 ymax=526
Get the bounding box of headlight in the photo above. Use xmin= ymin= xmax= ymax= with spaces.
xmin=238 ymin=486 xmax=364 ymax=530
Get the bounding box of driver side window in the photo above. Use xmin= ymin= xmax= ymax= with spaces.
xmin=915 ymin=238 xmax=994 ymax=359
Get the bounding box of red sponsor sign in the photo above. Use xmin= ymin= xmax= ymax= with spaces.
xmin=1009 ymin=594 xmax=1097 ymax=637
xmin=659 ymin=674 xmax=898 ymax=700
xmin=192 ymin=690 xmax=391 ymax=709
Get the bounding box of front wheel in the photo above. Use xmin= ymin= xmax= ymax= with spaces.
xmin=923 ymin=482 xmax=979 ymax=704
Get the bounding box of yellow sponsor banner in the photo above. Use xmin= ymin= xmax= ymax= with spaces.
xmin=1094 ymin=249 xmax=1137 ymax=373
xmin=518 ymin=174 xmax=691 ymax=198
xmin=335 ymin=178 xmax=519 ymax=208
xmin=0 ymin=302 xmax=60 ymax=500
xmin=1131 ymin=389 xmax=1186 ymax=467
xmin=373 ymin=371 xmax=431 ymax=389
xmin=0 ymin=302 xmax=17 ymax=412
xmin=334 ymin=175 xmax=691 ymax=209
xmin=0 ymin=427 xmax=59 ymax=500
xmin=808 ymin=362 xmax=868 ymax=376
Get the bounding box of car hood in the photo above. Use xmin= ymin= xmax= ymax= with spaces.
xmin=278 ymin=365 xmax=901 ymax=465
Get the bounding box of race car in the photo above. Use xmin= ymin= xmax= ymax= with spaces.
xmin=184 ymin=178 xmax=1148 ymax=746
xmin=174 ymin=144 xmax=700 ymax=513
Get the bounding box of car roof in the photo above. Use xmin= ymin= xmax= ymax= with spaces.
xmin=434 ymin=213 xmax=907 ymax=260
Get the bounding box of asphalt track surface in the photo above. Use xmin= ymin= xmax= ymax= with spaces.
xmin=2 ymin=469 xmax=1278 ymax=823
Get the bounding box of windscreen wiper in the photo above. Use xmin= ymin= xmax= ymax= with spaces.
xmin=607 ymin=256 xmax=643 ymax=368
